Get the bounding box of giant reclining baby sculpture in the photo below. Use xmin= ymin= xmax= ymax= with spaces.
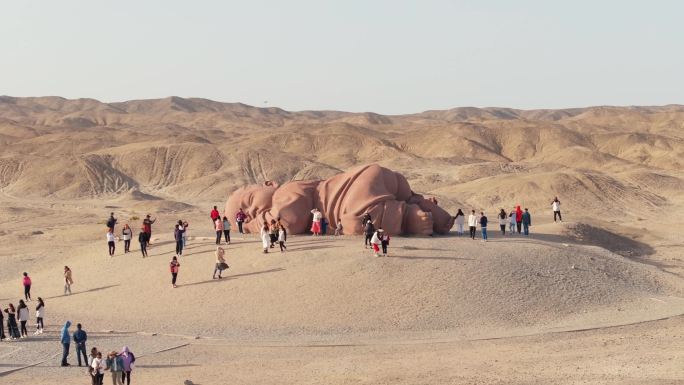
xmin=224 ymin=164 xmax=454 ymax=235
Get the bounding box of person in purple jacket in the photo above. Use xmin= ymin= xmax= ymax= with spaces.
xmin=120 ymin=346 xmax=136 ymax=385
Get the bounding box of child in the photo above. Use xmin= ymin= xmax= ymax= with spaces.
xmin=380 ymin=231 xmax=390 ymax=257
xmin=34 ymin=297 xmax=45 ymax=334
xmin=170 ymin=256 xmax=180 ymax=288
xmin=278 ymin=225 xmax=287 ymax=252
xmin=334 ymin=219 xmax=343 ymax=236
xmin=22 ymin=272 xmax=32 ymax=301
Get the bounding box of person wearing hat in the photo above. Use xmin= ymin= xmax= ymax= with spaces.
xmin=105 ymin=350 xmax=124 ymax=385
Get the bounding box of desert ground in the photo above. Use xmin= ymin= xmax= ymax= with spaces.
xmin=1 ymin=97 xmax=684 ymax=384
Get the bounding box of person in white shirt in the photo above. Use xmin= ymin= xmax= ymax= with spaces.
xmin=91 ymin=351 xmax=105 ymax=385
xmin=467 ymin=210 xmax=478 ymax=240
xmin=551 ymin=197 xmax=562 ymax=222
xmin=278 ymin=226 xmax=287 ymax=252
xmin=310 ymin=208 xmax=322 ymax=236
xmin=106 ymin=229 xmax=116 ymax=257
xmin=454 ymin=209 xmax=465 ymax=236
xmin=17 ymin=300 xmax=29 ymax=338
xmin=121 ymin=224 xmax=132 ymax=253
xmin=509 ymin=207 xmax=517 ymax=233
xmin=34 ymin=297 xmax=45 ymax=334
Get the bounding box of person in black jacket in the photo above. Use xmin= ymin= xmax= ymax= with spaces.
xmin=138 ymin=227 xmax=148 ymax=258
xmin=479 ymin=212 xmax=488 ymax=242
xmin=363 ymin=220 xmax=375 ymax=249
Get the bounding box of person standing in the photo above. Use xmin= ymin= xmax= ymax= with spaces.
xmin=213 ymin=247 xmax=228 ymax=279
xmin=60 ymin=320 xmax=72 ymax=366
xmin=214 ymin=217 xmax=223 ymax=245
xmin=0 ymin=306 xmax=4 ymax=341
xmin=480 ymin=212 xmax=488 ymax=242
xmin=515 ymin=206 xmax=523 ymax=234
xmin=552 ymin=197 xmax=562 ymax=222
xmin=363 ymin=219 xmax=375 ymax=248
xmin=73 ymin=323 xmax=88 ymax=367
xmin=182 ymin=220 xmax=189 ymax=248
xmin=210 ymin=206 xmax=220 ymax=225
xmin=467 ymin=210 xmax=477 ymax=240
xmin=334 ymin=219 xmax=343 ymax=236
xmin=522 ymin=208 xmax=532 ymax=236
xmin=64 ymin=266 xmax=73 ymax=295
xmin=91 ymin=351 xmax=105 ymax=385
xmin=17 ymin=300 xmax=29 ymax=338
xmin=88 ymin=347 xmax=100 ymax=385
xmin=361 ymin=212 xmax=372 ymax=227
xmin=498 ymin=209 xmax=507 ymax=236
xmin=174 ymin=224 xmax=185 ymax=256
xmin=22 ymin=272 xmax=32 ymax=301
xmin=107 ymin=228 xmax=116 ymax=257
xmin=142 ymin=214 xmax=156 ymax=245
xmin=222 ymin=216 xmax=231 ymax=244
xmin=278 ymin=225 xmax=287 ymax=252
xmin=34 ymin=297 xmax=45 ymax=334
xmin=310 ymin=208 xmax=322 ymax=236
xmin=120 ymin=346 xmax=136 ymax=385
xmin=454 ymin=209 xmax=465 ymax=236
xmin=121 ymin=224 xmax=132 ymax=253
xmin=509 ymin=207 xmax=517 ymax=234
xmin=320 ymin=216 xmax=328 ymax=235
xmin=106 ymin=213 xmax=117 ymax=232
xmin=380 ymin=231 xmax=391 ymax=257
xmin=138 ymin=227 xmax=148 ymax=258
xmin=170 ymin=256 xmax=180 ymax=288
xmin=4 ymin=304 xmax=20 ymax=339
xmin=260 ymin=222 xmax=270 ymax=253
xmin=106 ymin=351 xmax=124 ymax=385
xmin=236 ymin=208 xmax=247 ymax=236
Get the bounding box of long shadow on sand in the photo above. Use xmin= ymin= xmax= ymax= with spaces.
xmin=386 ymin=255 xmax=475 ymax=262
xmin=136 ymin=364 xmax=199 ymax=368
xmin=286 ymin=245 xmax=343 ymax=252
xmin=180 ymin=268 xmax=285 ymax=288
xmin=45 ymin=284 xmax=121 ymax=300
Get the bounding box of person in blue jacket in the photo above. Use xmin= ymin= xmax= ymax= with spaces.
xmin=73 ymin=323 xmax=88 ymax=367
xmin=60 ymin=320 xmax=72 ymax=366
xmin=522 ymin=208 xmax=532 ymax=236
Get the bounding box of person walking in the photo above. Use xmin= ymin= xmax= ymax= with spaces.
xmin=480 ymin=212 xmax=488 ymax=242
xmin=552 ymin=197 xmax=562 ymax=222
xmin=17 ymin=300 xmax=29 ymax=338
xmin=454 ymin=209 xmax=465 ymax=236
xmin=174 ymin=224 xmax=185 ymax=256
xmin=73 ymin=323 xmax=88 ymax=367
xmin=106 ymin=212 xmax=118 ymax=232
xmin=22 ymin=272 xmax=32 ymax=301
xmin=4 ymin=304 xmax=20 ymax=339
xmin=260 ymin=222 xmax=270 ymax=253
xmin=34 ymin=297 xmax=45 ymax=334
xmin=370 ymin=228 xmax=383 ymax=257
xmin=310 ymin=208 xmax=322 ymax=236
xmin=222 ymin=216 xmax=231 ymax=244
xmin=380 ymin=231 xmax=391 ymax=257
xmin=214 ymin=217 xmax=223 ymax=245
xmin=522 ymin=208 xmax=532 ymax=236
xmin=467 ymin=210 xmax=477 ymax=240
xmin=91 ymin=351 xmax=105 ymax=385
xmin=498 ymin=209 xmax=507 ymax=236
xmin=509 ymin=207 xmax=517 ymax=234
xmin=170 ymin=256 xmax=180 ymax=288
xmin=236 ymin=208 xmax=247 ymax=236
xmin=515 ymin=205 xmax=523 ymax=234
xmin=278 ymin=225 xmax=287 ymax=252
xmin=60 ymin=320 xmax=72 ymax=366
xmin=363 ymin=219 xmax=375 ymax=248
xmin=269 ymin=219 xmax=278 ymax=248
xmin=138 ymin=227 xmax=148 ymax=258
xmin=106 ymin=351 xmax=125 ymax=385
xmin=210 ymin=206 xmax=220 ymax=225
xmin=120 ymin=346 xmax=136 ymax=385
xmin=64 ymin=266 xmax=73 ymax=295
xmin=213 ymin=247 xmax=228 ymax=279
xmin=142 ymin=214 xmax=156 ymax=245
xmin=121 ymin=224 xmax=132 ymax=253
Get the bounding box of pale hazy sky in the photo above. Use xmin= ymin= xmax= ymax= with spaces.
xmin=1 ymin=1 xmax=682 ymax=114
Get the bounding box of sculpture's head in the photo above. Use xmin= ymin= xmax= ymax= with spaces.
xmin=224 ymin=181 xmax=279 ymax=233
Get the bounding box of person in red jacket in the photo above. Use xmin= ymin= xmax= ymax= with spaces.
xmin=515 ymin=205 xmax=523 ymax=234
xmin=210 ymin=206 xmax=220 ymax=225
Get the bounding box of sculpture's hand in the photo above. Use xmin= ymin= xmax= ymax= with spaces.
xmin=403 ymin=204 xmax=434 ymax=235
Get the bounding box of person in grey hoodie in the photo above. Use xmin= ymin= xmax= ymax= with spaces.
xmin=60 ymin=320 xmax=72 ymax=366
